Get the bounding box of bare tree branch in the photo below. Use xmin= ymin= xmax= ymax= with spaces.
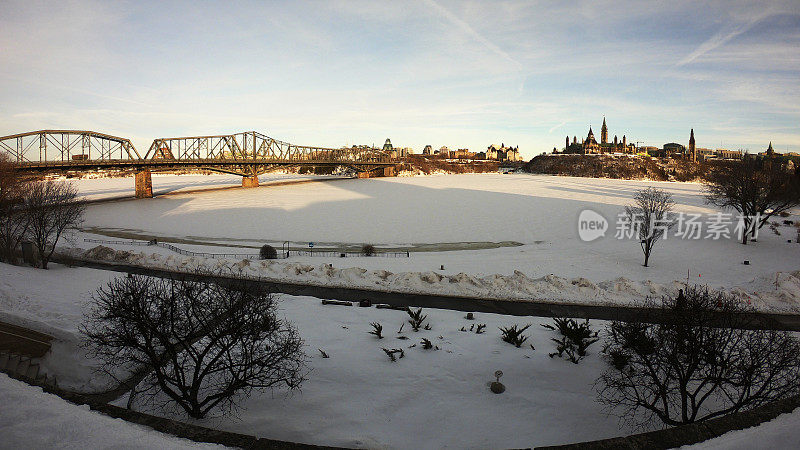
xmin=82 ymin=274 xmax=308 ymax=419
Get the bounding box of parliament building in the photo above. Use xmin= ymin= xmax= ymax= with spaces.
xmin=563 ymin=118 xmax=636 ymax=154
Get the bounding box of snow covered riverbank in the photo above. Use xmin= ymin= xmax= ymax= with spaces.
xmin=61 ymin=245 xmax=800 ymax=314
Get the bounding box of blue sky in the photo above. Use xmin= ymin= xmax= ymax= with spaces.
xmin=1 ymin=0 xmax=798 ymax=158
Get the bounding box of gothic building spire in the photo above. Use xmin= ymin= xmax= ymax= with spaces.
xmin=601 ymin=117 xmax=608 ymax=144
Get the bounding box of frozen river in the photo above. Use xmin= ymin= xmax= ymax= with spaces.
xmin=72 ymin=172 xmax=800 ymax=292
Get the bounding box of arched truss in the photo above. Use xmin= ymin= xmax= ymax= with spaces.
xmin=0 ymin=130 xmax=140 ymax=162
xmin=0 ymin=130 xmax=395 ymax=176
xmin=147 ymin=131 xmax=389 ymax=163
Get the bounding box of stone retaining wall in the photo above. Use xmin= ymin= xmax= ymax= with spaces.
xmin=537 ymin=394 xmax=800 ymax=449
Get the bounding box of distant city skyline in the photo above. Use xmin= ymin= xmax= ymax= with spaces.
xmin=1 ymin=1 xmax=798 ymax=158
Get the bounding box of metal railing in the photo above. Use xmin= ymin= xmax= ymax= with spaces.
xmin=291 ymin=249 xmax=410 ymax=258
xmin=83 ymin=238 xmax=268 ymax=259
xmin=83 ymin=238 xmax=410 ymax=259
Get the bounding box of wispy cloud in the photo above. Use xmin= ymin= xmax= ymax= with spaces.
xmin=677 ymin=13 xmax=771 ymax=66
xmin=421 ymin=0 xmax=522 ymax=69
xmin=548 ymin=121 xmax=568 ymax=134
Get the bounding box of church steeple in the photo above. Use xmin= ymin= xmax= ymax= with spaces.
xmin=689 ymin=128 xmax=696 ymax=162
xmin=601 ymin=117 xmax=608 ymax=144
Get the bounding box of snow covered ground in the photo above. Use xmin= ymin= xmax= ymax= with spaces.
xmin=2 ymin=172 xmax=799 ymax=448
xmin=181 ymin=297 xmax=630 ymax=448
xmin=0 ymin=373 xmax=222 ymax=449
xmin=3 ymin=260 xmax=800 ymax=448
xmin=681 ymin=406 xmax=800 ymax=450
xmin=1 ymin=261 xmax=632 ymax=447
xmin=0 ymin=263 xmax=120 ymax=391
xmin=59 ymin=245 xmax=800 ymax=314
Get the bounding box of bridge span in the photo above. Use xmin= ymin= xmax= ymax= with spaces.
xmin=0 ymin=130 xmax=398 ymax=197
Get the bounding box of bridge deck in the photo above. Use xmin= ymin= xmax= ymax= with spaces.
xmin=14 ymin=158 xmax=396 ymax=172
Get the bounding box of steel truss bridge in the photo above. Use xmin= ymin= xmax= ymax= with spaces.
xmin=0 ymin=130 xmax=396 ymax=178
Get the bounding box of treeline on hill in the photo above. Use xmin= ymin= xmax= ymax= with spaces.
xmin=522 ymin=154 xmax=709 ymax=181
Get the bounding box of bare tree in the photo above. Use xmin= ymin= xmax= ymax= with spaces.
xmin=23 ymin=180 xmax=84 ymax=268
xmin=596 ymin=287 xmax=800 ymax=429
xmin=704 ymin=157 xmax=800 ymax=244
xmin=82 ymin=274 xmax=307 ymax=419
xmin=625 ymin=187 xmax=675 ymax=267
xmin=0 ymin=154 xmax=31 ymax=263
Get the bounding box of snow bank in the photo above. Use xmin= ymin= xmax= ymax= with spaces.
xmin=64 ymin=246 xmax=800 ymax=312
xmin=0 ymin=373 xmax=221 ymax=449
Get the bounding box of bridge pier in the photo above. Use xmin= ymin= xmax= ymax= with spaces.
xmin=242 ymin=175 xmax=259 ymax=188
xmin=357 ymin=166 xmax=398 ymax=178
xmin=134 ymin=170 xmax=153 ymax=198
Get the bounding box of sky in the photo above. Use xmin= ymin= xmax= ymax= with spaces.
xmin=0 ymin=0 xmax=798 ymax=159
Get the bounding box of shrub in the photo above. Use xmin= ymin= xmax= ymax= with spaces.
xmin=382 ymin=348 xmax=404 ymax=362
xmin=407 ymin=307 xmax=428 ymax=332
xmin=260 ymin=244 xmax=278 ymax=259
xmin=597 ymin=286 xmax=800 ymax=428
xmin=361 ymin=244 xmax=375 ymax=256
xmin=421 ymin=338 xmax=434 ymax=349
xmin=499 ymin=324 xmax=531 ymax=347
xmin=368 ymin=322 xmax=383 ymax=339
xmin=542 ymin=318 xmax=599 ymax=364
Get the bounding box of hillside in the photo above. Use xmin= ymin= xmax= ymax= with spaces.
xmin=522 ymin=154 xmax=709 ymax=182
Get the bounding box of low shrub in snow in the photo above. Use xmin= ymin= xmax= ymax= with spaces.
xmin=542 ymin=318 xmax=599 ymax=364
xmin=499 ymin=324 xmax=531 ymax=348
xmin=407 ymin=307 xmax=428 ymax=332
xmin=461 ymin=323 xmax=488 ymax=334
xmin=361 ymin=244 xmax=375 ymax=256
xmin=260 ymin=244 xmax=278 ymax=260
xmin=382 ymin=348 xmax=405 ymax=362
xmin=368 ymin=322 xmax=384 ymax=339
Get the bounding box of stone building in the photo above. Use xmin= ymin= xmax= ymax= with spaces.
xmin=564 ymin=118 xmax=635 ymax=154
xmin=486 ymin=143 xmax=522 ymax=161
